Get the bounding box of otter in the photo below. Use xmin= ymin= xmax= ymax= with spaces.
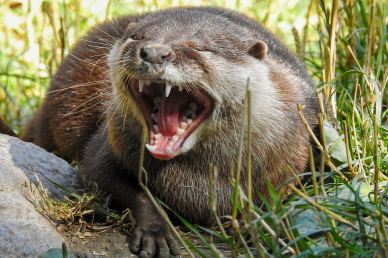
xmin=0 ymin=118 xmax=17 ymax=137
xmin=24 ymin=7 xmax=318 ymax=257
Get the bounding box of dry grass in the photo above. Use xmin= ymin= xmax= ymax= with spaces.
xmin=24 ymin=177 xmax=134 ymax=236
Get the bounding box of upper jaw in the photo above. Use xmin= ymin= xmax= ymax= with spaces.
xmin=128 ymin=78 xmax=213 ymax=160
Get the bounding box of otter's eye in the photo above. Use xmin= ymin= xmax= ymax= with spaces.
xmin=130 ymin=33 xmax=144 ymax=40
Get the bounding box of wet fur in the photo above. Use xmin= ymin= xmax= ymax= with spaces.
xmin=24 ymin=7 xmax=318 ymax=225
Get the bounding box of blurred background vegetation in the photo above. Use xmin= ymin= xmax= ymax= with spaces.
xmin=0 ymin=0 xmax=387 ymax=257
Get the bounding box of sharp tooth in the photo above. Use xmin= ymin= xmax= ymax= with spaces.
xmin=145 ymin=144 xmax=156 ymax=152
xmin=139 ymin=80 xmax=144 ymax=92
xmin=145 ymin=80 xmax=151 ymax=86
xmin=180 ymin=122 xmax=188 ymax=129
xmin=165 ymin=83 xmax=172 ymax=97
xmin=172 ymin=135 xmax=179 ymax=141
xmin=177 ymin=128 xmax=185 ymax=136
xmin=187 ymin=119 xmax=193 ymax=125
xmin=165 ymin=146 xmax=173 ymax=154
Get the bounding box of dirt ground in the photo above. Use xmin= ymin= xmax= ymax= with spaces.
xmin=59 ymin=225 xmax=137 ymax=257
xmin=58 ymin=225 xmax=195 ymax=258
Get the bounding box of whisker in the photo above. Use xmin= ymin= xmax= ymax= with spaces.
xmin=94 ymin=26 xmax=117 ymax=40
xmin=96 ymin=100 xmax=115 ymax=126
xmin=62 ymin=91 xmax=110 ymax=117
xmin=122 ymin=98 xmax=130 ymax=133
xmin=66 ymin=99 xmax=109 ymax=118
xmin=89 ymin=55 xmax=109 ymax=77
xmin=80 ymin=39 xmax=114 ymax=48
xmin=109 ymin=22 xmax=122 ymax=37
xmin=103 ymin=98 xmax=123 ymax=135
xmin=48 ymin=62 xmax=128 ymax=97
xmin=48 ymin=80 xmax=110 ymax=95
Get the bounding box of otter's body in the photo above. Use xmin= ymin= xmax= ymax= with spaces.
xmin=24 ymin=7 xmax=318 ymax=257
xmin=0 ymin=118 xmax=16 ymax=137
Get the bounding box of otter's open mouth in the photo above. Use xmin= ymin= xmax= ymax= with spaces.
xmin=129 ymin=79 xmax=213 ymax=160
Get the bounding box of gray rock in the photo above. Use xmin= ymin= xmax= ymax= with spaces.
xmin=0 ymin=134 xmax=78 ymax=257
xmin=0 ymin=134 xmax=78 ymax=198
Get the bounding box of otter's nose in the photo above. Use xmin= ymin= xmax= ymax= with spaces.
xmin=140 ymin=45 xmax=174 ymax=64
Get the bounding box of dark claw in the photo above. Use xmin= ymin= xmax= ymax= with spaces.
xmin=130 ymin=227 xmax=143 ymax=253
xmin=139 ymin=251 xmax=153 ymax=258
xmin=129 ymin=225 xmax=179 ymax=257
xmin=166 ymin=234 xmax=179 ymax=255
xmin=156 ymin=238 xmax=169 ymax=258
xmin=140 ymin=236 xmax=156 ymax=257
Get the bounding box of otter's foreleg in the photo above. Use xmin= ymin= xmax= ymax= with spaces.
xmin=80 ymin=136 xmax=179 ymax=258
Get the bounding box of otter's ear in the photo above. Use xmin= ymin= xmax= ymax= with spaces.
xmin=248 ymin=40 xmax=268 ymax=60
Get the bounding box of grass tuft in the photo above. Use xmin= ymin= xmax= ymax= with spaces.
xmin=24 ymin=177 xmax=134 ymax=236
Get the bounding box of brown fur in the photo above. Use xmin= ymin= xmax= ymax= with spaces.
xmin=0 ymin=118 xmax=16 ymax=137
xmin=23 ymin=16 xmax=139 ymax=161
xmin=24 ymin=7 xmax=318 ymax=256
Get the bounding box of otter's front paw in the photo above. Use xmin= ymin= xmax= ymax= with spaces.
xmin=130 ymin=223 xmax=179 ymax=258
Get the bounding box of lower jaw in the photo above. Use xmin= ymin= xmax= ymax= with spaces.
xmin=149 ymin=151 xmax=177 ymax=160
xmin=143 ymin=102 xmax=211 ymax=160
xmin=145 ymin=121 xmax=198 ymax=160
xmin=146 ymin=131 xmax=181 ymax=159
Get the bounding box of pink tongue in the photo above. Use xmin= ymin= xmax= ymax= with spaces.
xmin=158 ymin=90 xmax=190 ymax=136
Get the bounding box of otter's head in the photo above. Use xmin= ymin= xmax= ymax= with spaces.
xmin=108 ymin=9 xmax=270 ymax=160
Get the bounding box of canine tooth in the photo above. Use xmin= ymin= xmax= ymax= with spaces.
xmin=180 ymin=122 xmax=188 ymax=129
xmin=187 ymin=119 xmax=193 ymax=125
xmin=188 ymin=102 xmax=198 ymax=111
xmin=165 ymin=146 xmax=173 ymax=154
xmin=145 ymin=144 xmax=156 ymax=151
xmin=139 ymin=80 xmax=144 ymax=92
xmin=172 ymin=135 xmax=179 ymax=141
xmin=177 ymin=128 xmax=185 ymax=136
xmin=165 ymin=83 xmax=172 ymax=97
